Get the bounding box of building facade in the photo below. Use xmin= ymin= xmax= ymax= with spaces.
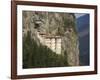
xmin=37 ymin=31 xmax=62 ymax=54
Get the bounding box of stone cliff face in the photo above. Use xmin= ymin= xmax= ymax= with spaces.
xmin=62 ymin=30 xmax=79 ymax=66
xmin=23 ymin=11 xmax=79 ymax=66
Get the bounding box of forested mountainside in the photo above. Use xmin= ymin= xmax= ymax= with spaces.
xmin=22 ymin=11 xmax=79 ymax=68
xmin=76 ymin=14 xmax=90 ymax=65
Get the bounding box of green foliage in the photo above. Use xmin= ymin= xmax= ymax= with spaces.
xmin=56 ymin=13 xmax=77 ymax=36
xmin=23 ymin=32 xmax=68 ymax=68
xmin=63 ymin=14 xmax=77 ymax=34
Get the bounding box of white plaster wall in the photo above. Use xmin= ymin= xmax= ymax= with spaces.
xmin=0 ymin=0 xmax=99 ymax=80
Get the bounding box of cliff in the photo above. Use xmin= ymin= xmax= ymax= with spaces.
xmin=23 ymin=11 xmax=79 ymax=68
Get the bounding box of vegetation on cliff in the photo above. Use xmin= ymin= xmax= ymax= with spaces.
xmin=22 ymin=11 xmax=80 ymax=68
xmin=23 ymin=32 xmax=68 ymax=68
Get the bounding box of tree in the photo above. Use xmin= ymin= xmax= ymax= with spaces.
xmin=23 ymin=31 xmax=69 ymax=68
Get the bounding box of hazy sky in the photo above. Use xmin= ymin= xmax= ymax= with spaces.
xmin=75 ymin=13 xmax=86 ymax=18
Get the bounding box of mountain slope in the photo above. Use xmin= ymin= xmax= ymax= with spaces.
xmin=76 ymin=14 xmax=90 ymax=65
